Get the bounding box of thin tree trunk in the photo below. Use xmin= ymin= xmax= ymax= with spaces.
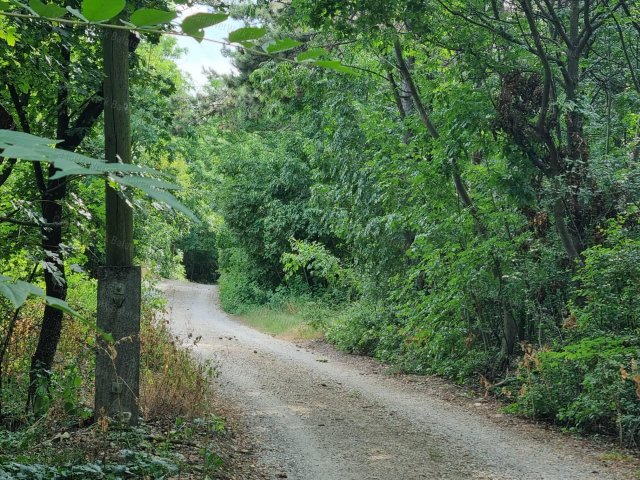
xmin=26 ymin=42 xmax=72 ymax=412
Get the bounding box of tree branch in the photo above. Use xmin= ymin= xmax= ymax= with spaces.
xmin=393 ymin=38 xmax=439 ymax=139
xmin=0 ymin=216 xmax=62 ymax=227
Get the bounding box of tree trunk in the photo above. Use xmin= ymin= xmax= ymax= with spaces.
xmin=26 ymin=41 xmax=106 ymax=413
xmin=26 ymin=42 xmax=72 ymax=412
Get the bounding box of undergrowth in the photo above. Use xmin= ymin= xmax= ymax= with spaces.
xmin=0 ymin=272 xmax=224 ymax=477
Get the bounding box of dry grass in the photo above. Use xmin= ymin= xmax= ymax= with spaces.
xmin=140 ymin=314 xmax=217 ymax=420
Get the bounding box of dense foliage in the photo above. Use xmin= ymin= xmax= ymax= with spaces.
xmin=205 ymin=0 xmax=640 ymax=445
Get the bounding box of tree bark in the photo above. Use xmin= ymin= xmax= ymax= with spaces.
xmin=26 ymin=43 xmax=106 ymax=413
xmin=95 ymin=27 xmax=140 ymax=425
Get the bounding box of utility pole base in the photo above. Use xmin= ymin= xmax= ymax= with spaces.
xmin=95 ymin=266 xmax=141 ymax=425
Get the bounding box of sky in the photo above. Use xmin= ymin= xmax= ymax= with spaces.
xmin=174 ymin=6 xmax=244 ymax=90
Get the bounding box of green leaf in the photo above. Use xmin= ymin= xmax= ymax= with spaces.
xmin=81 ymin=0 xmax=125 ymax=22
xmin=44 ymin=296 xmax=84 ymax=321
xmin=228 ymin=27 xmax=267 ymax=43
xmin=265 ymin=38 xmax=303 ymax=54
xmin=0 ymin=129 xmax=58 ymax=147
xmin=296 ymin=47 xmax=329 ymax=62
xmin=0 ymin=129 xmax=196 ymax=224
xmin=0 ymin=1 xmax=11 ymax=11
xmin=0 ymin=275 xmax=107 ymax=341
xmin=48 ymin=165 xmax=102 ymax=179
xmin=312 ymin=60 xmax=358 ymax=75
xmin=28 ymin=0 xmax=65 ymax=17
xmin=0 ymin=143 xmax=95 ymax=174
xmin=49 ymin=162 xmax=156 ymax=180
xmin=139 ymin=187 xmax=199 ymax=222
xmin=181 ymin=12 xmax=228 ymax=41
xmin=0 ymin=281 xmax=30 ymax=308
xmin=130 ymin=8 xmax=176 ymax=27
xmin=44 ymin=296 xmax=113 ymax=342
xmin=110 ymin=175 xmax=181 ymax=191
xmin=0 ymin=275 xmax=43 ymax=309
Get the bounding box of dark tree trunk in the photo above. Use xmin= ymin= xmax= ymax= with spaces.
xmin=26 ymin=42 xmax=72 ymax=412
xmin=26 ymin=40 xmax=105 ymax=412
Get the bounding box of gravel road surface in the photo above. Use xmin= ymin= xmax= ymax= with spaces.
xmin=161 ymin=280 xmax=636 ymax=480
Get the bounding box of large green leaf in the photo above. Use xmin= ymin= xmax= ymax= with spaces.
xmin=139 ymin=187 xmax=199 ymax=222
xmin=0 ymin=129 xmax=198 ymax=223
xmin=65 ymin=6 xmax=87 ymax=21
xmin=29 ymin=0 xmax=66 ymax=18
xmin=0 ymin=276 xmax=110 ymax=341
xmin=0 ymin=275 xmax=43 ymax=308
xmin=0 ymin=129 xmax=58 ymax=147
xmin=265 ymin=38 xmax=303 ymax=54
xmin=312 ymin=60 xmax=358 ymax=75
xmin=81 ymin=0 xmax=124 ymax=22
xmin=49 ymin=163 xmax=156 ymax=180
xmin=181 ymin=12 xmax=228 ymax=42
xmin=0 ymin=142 xmax=102 ymax=177
xmin=131 ymin=8 xmax=176 ymax=27
xmin=228 ymin=27 xmax=267 ymax=43
xmin=44 ymin=296 xmax=98 ymax=336
xmin=110 ymin=175 xmax=181 ymax=191
xmin=296 ymin=47 xmax=329 ymax=62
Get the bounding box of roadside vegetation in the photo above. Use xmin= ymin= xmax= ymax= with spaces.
xmin=1 ymin=275 xmax=225 ymax=477
xmin=209 ymin=1 xmax=640 ymax=447
xmin=0 ymin=19 xmax=225 ymax=477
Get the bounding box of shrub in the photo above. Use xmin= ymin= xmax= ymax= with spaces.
xmin=326 ymin=301 xmax=387 ymax=355
xmin=571 ymin=224 xmax=640 ymax=333
xmin=217 ymin=247 xmax=269 ymax=313
xmin=509 ymin=336 xmax=640 ymax=446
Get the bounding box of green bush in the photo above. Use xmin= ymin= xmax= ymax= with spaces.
xmin=571 ymin=224 xmax=640 ymax=333
xmin=326 ymin=301 xmax=388 ymax=355
xmin=510 ymin=336 xmax=640 ymax=446
xmin=217 ymin=248 xmax=269 ymax=313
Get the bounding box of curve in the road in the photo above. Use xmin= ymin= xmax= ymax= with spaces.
xmin=162 ymin=280 xmax=625 ymax=480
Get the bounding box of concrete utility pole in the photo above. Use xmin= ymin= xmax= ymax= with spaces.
xmin=95 ymin=27 xmax=141 ymax=425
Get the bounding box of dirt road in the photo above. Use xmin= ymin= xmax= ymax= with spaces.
xmin=162 ymin=280 xmax=634 ymax=480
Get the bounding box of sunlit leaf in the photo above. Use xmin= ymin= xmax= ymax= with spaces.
xmin=130 ymin=8 xmax=176 ymax=27
xmin=228 ymin=27 xmax=267 ymax=43
xmin=81 ymin=0 xmax=125 ymax=22
xmin=181 ymin=12 xmax=228 ymax=42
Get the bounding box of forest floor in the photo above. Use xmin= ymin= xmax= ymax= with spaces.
xmin=161 ymin=280 xmax=640 ymax=480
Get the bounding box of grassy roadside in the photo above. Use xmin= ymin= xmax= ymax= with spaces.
xmin=234 ymin=305 xmax=325 ymax=341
